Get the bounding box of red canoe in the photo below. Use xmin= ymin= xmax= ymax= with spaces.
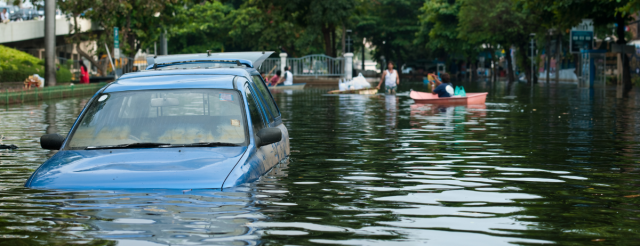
xmin=410 ymin=90 xmax=488 ymax=105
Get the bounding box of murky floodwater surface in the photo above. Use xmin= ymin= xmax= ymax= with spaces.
xmin=1 ymin=81 xmax=640 ymax=245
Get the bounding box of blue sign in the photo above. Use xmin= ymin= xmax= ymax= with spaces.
xmin=114 ymin=27 xmax=119 ymax=48
xmin=114 ymin=27 xmax=120 ymax=59
xmin=570 ymin=31 xmax=593 ymax=53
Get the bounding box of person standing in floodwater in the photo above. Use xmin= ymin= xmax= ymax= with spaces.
xmin=376 ymin=62 xmax=399 ymax=94
xmin=430 ymin=73 xmax=454 ymax=97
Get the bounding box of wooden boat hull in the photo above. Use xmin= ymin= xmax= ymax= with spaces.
xmin=269 ymin=83 xmax=306 ymax=90
xmin=328 ymin=88 xmax=378 ymax=95
xmin=410 ymin=91 xmax=488 ymax=105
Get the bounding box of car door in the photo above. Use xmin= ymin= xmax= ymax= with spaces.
xmin=250 ymin=74 xmax=289 ymax=158
xmin=244 ymin=83 xmax=281 ymax=180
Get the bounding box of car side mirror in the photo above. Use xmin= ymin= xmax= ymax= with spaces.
xmin=256 ymin=128 xmax=282 ymax=147
xmin=41 ymin=134 xmax=64 ymax=150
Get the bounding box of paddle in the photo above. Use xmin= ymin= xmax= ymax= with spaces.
xmin=267 ymin=65 xmax=278 ymax=88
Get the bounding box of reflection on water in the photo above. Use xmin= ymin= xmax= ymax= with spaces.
xmin=1 ymin=82 xmax=640 ymax=244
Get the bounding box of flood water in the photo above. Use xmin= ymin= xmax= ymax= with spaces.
xmin=1 ymin=80 xmax=640 ymax=245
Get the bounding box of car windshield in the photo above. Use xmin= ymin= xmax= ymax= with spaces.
xmin=66 ymin=89 xmax=247 ymax=150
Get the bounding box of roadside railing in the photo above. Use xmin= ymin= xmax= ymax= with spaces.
xmin=96 ymin=57 xmax=148 ymax=77
xmin=259 ymin=54 xmax=345 ymax=77
xmin=1 ymin=82 xmax=108 ymax=105
xmin=56 ymin=57 xmax=148 ymax=80
xmin=259 ymin=58 xmax=281 ymax=76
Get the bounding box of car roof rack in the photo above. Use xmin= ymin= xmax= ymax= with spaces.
xmin=150 ymin=59 xmax=252 ymax=70
xmin=147 ymin=51 xmax=274 ymax=69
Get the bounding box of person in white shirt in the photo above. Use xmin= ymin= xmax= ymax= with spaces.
xmin=376 ymin=61 xmax=400 ymax=94
xmin=275 ymin=66 xmax=294 ymax=86
xmin=1 ymin=9 xmax=10 ymax=24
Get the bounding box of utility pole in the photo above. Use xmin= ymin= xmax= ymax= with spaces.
xmin=44 ymin=0 xmax=56 ymax=86
xmin=530 ymin=34 xmax=535 ymax=84
xmin=159 ymin=30 xmax=168 ymax=55
xmin=362 ymin=39 xmax=365 ymax=72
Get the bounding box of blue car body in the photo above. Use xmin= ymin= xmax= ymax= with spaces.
xmin=25 ymin=52 xmax=290 ymax=189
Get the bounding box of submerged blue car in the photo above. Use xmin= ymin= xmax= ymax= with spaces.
xmin=26 ymin=52 xmax=290 ymax=189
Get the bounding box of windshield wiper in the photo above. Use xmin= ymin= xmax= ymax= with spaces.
xmin=85 ymin=142 xmax=170 ymax=150
xmin=167 ymin=142 xmax=241 ymax=147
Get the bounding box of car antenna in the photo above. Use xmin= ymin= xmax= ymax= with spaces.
xmin=207 ymin=50 xmax=211 ymax=57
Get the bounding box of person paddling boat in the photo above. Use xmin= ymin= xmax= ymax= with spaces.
xmin=429 ymin=73 xmax=454 ymax=98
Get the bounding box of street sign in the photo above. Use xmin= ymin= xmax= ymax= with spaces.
xmin=527 ymin=39 xmax=537 ymax=57
xmin=570 ymin=19 xmax=593 ymax=53
xmin=345 ymin=29 xmax=353 ymax=53
xmin=114 ymin=27 xmax=120 ymax=59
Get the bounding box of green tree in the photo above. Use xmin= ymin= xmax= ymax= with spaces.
xmin=354 ymin=0 xmax=428 ymax=69
xmin=58 ymin=0 xmax=182 ymax=74
xmin=168 ymin=1 xmax=236 ymax=54
xmin=458 ymin=0 xmax=544 ymax=83
xmin=255 ymin=0 xmax=357 ymax=57
xmin=57 ymin=0 xmax=106 ymax=75
xmin=58 ymin=0 xmax=182 ymax=57
xmin=168 ymin=0 xmax=326 ymax=57
xmin=520 ymin=0 xmax=633 ymax=89
xmin=232 ymin=0 xmax=326 ymax=56
xmin=418 ymin=0 xmax=481 ymax=79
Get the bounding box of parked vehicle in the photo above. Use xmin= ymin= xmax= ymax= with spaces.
xmin=402 ymin=61 xmax=439 ymax=75
xmin=18 ymin=8 xmax=37 ymax=20
xmin=25 ymin=52 xmax=290 ymax=189
xmin=0 ymin=6 xmax=21 ymax=21
xmin=401 ymin=65 xmax=414 ymax=74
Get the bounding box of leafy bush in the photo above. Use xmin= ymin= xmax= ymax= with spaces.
xmin=0 ymin=45 xmax=45 ymax=83
xmin=56 ymin=66 xmax=72 ymax=83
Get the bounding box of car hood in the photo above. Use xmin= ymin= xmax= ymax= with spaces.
xmin=26 ymin=147 xmax=246 ymax=189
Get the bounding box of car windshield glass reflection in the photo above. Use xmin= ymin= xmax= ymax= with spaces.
xmin=67 ymin=89 xmax=246 ymax=150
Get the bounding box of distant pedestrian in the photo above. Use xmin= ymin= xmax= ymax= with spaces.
xmin=276 ymin=66 xmax=293 ymax=86
xmin=80 ymin=62 xmax=90 ymax=84
xmin=429 ymin=72 xmax=454 ymax=98
xmin=1 ymin=9 xmax=9 ymax=24
xmin=269 ymin=70 xmax=281 ymax=86
xmin=376 ymin=61 xmax=399 ymax=93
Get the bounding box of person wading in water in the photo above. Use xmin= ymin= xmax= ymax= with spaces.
xmin=376 ymin=61 xmax=400 ymax=94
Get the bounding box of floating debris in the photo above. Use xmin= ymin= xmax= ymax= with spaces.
xmin=0 ymin=144 xmax=18 ymax=150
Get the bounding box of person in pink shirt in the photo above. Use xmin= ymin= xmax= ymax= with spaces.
xmin=269 ymin=71 xmax=281 ymax=86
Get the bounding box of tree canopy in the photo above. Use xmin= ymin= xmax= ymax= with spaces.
xmin=49 ymin=0 xmax=640 ymax=87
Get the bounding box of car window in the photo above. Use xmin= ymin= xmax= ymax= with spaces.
xmin=245 ymin=86 xmax=265 ymax=135
xmin=251 ymin=75 xmax=280 ymax=121
xmin=66 ymin=89 xmax=247 ymax=149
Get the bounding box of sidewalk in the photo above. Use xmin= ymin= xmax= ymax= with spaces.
xmin=1 ymin=82 xmax=106 ymax=105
